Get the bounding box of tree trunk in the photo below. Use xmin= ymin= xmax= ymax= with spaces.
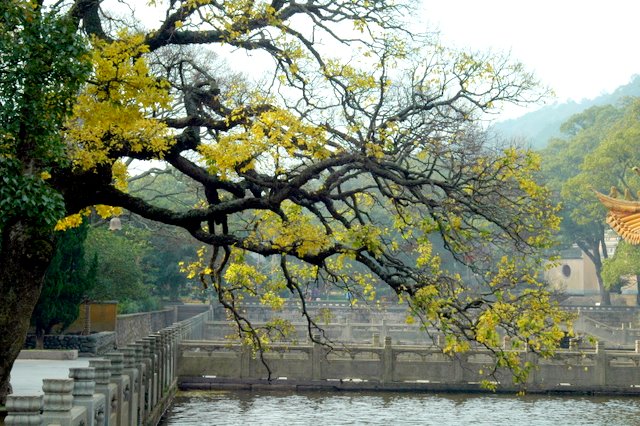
xmin=0 ymin=221 xmax=54 ymax=405
xmin=578 ymin=239 xmax=612 ymax=306
xmin=595 ymin=268 xmax=612 ymax=306
xmin=35 ymin=327 xmax=45 ymax=350
xmin=636 ymin=274 xmax=640 ymax=307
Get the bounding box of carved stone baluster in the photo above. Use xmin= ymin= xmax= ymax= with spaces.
xmin=41 ymin=378 xmax=86 ymax=425
xmin=4 ymin=395 xmax=42 ymax=426
xmin=69 ymin=367 xmax=105 ymax=426
xmin=105 ymin=352 xmax=130 ymax=426
xmin=89 ymin=359 xmax=117 ymax=426
xmin=120 ymin=347 xmax=139 ymax=426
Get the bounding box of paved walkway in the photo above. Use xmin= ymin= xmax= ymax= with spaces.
xmin=9 ymin=359 xmax=90 ymax=395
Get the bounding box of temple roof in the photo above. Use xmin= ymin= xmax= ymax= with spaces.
xmin=595 ymin=191 xmax=640 ymax=244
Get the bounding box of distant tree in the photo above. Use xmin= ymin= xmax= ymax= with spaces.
xmin=602 ymin=241 xmax=640 ymax=305
xmin=143 ymin=228 xmax=200 ymax=302
xmin=127 ymin=168 xmax=205 ymax=301
xmin=84 ymin=227 xmax=158 ymax=313
xmin=541 ymin=103 xmax=633 ymax=305
xmin=31 ymin=221 xmax=96 ymax=347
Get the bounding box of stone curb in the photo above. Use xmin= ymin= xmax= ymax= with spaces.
xmin=17 ymin=350 xmax=78 ymax=360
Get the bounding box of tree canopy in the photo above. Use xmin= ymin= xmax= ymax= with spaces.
xmin=1 ymin=0 xmax=569 ymax=399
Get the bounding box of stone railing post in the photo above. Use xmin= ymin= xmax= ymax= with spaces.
xmin=120 ymin=347 xmax=139 ymax=426
xmin=569 ymin=338 xmax=578 ymax=351
xmin=89 ymin=359 xmax=117 ymax=426
xmin=4 ymin=395 xmax=42 ymax=426
xmin=139 ymin=339 xmax=155 ymax=413
xmin=168 ymin=326 xmax=178 ymax=382
xmin=69 ymin=367 xmax=105 ymax=426
xmin=142 ymin=336 xmax=159 ymax=408
xmin=160 ymin=330 xmax=170 ymax=390
xmin=154 ymin=333 xmax=165 ymax=396
xmin=152 ymin=333 xmax=166 ymax=398
xmin=105 ymin=352 xmax=130 ymax=426
xmin=525 ymin=350 xmax=538 ymax=389
xmin=191 ymin=317 xmax=199 ymax=339
xmin=342 ymin=319 xmax=352 ymax=342
xmin=372 ymin=333 xmax=380 ymax=347
xmin=41 ymin=378 xmax=86 ymax=425
xmin=166 ymin=329 xmax=174 ymax=385
xmin=502 ymin=336 xmax=511 ymax=350
xmin=157 ymin=333 xmax=167 ymax=398
xmin=160 ymin=330 xmax=169 ymax=389
xmin=453 ymin=353 xmax=464 ymax=384
xmin=130 ymin=343 xmax=147 ymax=424
xmin=381 ymin=319 xmax=389 ymax=342
xmin=596 ymin=341 xmax=607 ymax=387
xmin=311 ymin=334 xmax=322 ymax=381
xmin=239 ymin=344 xmax=251 ymax=379
xmin=383 ymin=336 xmax=393 ymax=383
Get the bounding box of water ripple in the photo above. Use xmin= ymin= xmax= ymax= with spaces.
xmin=161 ymin=390 xmax=640 ymax=426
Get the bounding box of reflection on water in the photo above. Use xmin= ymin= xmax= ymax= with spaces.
xmin=160 ymin=390 xmax=640 ymax=425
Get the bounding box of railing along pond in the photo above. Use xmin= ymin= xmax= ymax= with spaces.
xmin=5 ymin=309 xmax=208 ymax=426
xmin=179 ymin=336 xmax=640 ymax=394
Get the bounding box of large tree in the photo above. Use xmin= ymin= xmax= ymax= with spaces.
xmin=1 ymin=0 xmax=568 ymax=400
xmin=0 ymin=0 xmax=89 ymax=403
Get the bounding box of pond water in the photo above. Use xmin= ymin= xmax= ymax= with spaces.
xmin=160 ymin=390 xmax=640 ymax=425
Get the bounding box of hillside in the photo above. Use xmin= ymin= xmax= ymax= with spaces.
xmin=491 ymin=75 xmax=640 ymax=149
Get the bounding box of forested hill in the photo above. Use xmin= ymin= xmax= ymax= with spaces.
xmin=491 ymin=75 xmax=640 ymax=149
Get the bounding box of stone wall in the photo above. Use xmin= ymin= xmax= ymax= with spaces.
xmin=23 ymin=332 xmax=115 ymax=356
xmin=23 ymin=304 xmax=208 ymax=353
xmin=116 ymin=308 xmax=177 ymax=348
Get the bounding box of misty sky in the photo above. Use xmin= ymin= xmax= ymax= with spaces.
xmin=421 ymin=0 xmax=640 ymax=116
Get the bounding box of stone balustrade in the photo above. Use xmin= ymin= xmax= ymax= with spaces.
xmin=206 ymin=319 xmax=436 ymax=345
xmin=5 ymin=309 xmax=209 ymax=426
xmin=178 ymin=336 xmax=640 ymax=394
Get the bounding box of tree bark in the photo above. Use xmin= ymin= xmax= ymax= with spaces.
xmin=0 ymin=221 xmax=54 ymax=405
xmin=591 ymin=243 xmax=611 ymax=306
xmin=35 ymin=327 xmax=45 ymax=350
xmin=595 ymin=267 xmax=612 ymax=306
xmin=578 ymin=239 xmax=611 ymax=306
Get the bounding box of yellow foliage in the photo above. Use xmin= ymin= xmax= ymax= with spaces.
xmin=65 ymin=32 xmax=172 ymax=171
xmin=249 ymin=203 xmax=331 ymax=257
xmin=200 ymin=107 xmax=328 ymax=179
xmin=54 ymin=213 xmax=84 ymax=231
xmin=54 ymin=205 xmax=122 ymax=231
xmin=94 ymin=205 xmax=123 ymax=219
